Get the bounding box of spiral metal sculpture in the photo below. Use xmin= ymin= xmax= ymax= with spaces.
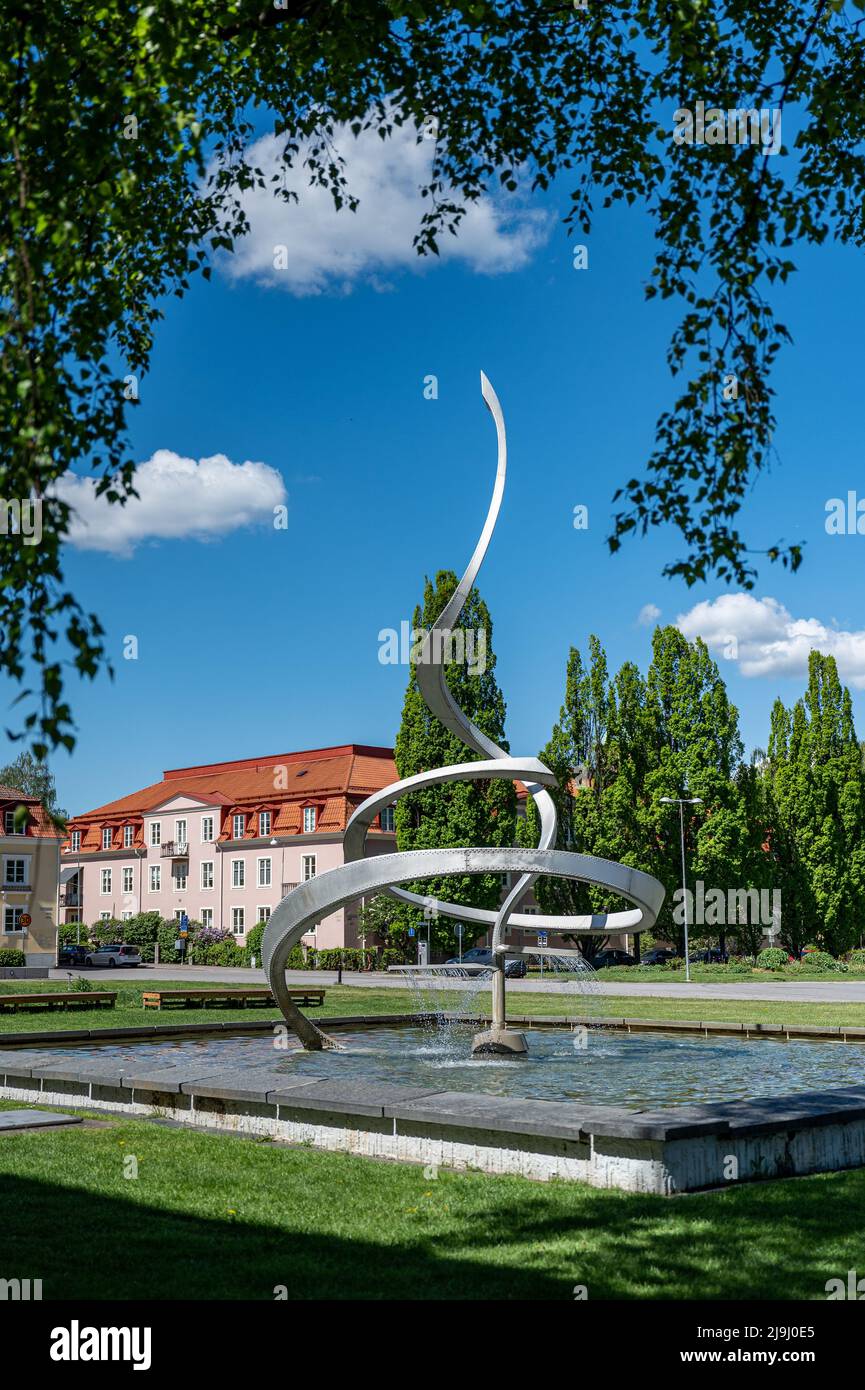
xmin=262 ymin=373 xmax=665 ymax=1052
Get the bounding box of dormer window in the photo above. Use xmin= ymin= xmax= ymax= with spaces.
xmin=123 ymin=825 xmax=134 ymax=848
xmin=232 ymin=813 xmax=245 ymax=840
xmin=259 ymin=811 xmax=271 ymax=837
xmin=102 ymin=828 xmax=112 ymax=850
xmin=303 ymin=806 xmax=316 ymax=834
xmin=71 ymin=830 xmax=81 ymax=852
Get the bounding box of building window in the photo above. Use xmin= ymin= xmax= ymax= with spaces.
xmin=123 ymin=825 xmax=134 ymax=848
xmin=173 ymin=865 xmax=188 ymax=891
xmin=71 ymin=830 xmax=81 ymax=852
xmin=3 ymin=856 xmax=29 ymax=887
xmin=380 ymin=806 xmax=395 ymax=832
xmin=257 ymin=906 xmax=272 ymax=923
xmin=121 ymin=911 xmax=133 ymax=921
xmin=149 ymin=865 xmax=161 ymax=892
xmin=201 ymin=907 xmax=213 ymax=928
xmin=102 ymin=828 xmax=112 ymax=851
xmin=257 ymin=857 xmax=272 ymax=888
xmin=232 ymin=907 xmax=245 ymax=934
xmin=3 ymin=906 xmax=24 ymax=933
xmin=232 ymin=813 xmax=245 ymax=840
xmin=259 ymin=811 xmax=271 ymax=837
xmin=150 ymin=822 xmax=161 ymax=847
xmin=231 ymin=859 xmax=245 ymax=888
xmin=302 ymin=854 xmax=316 ymax=882
xmin=201 ymin=815 xmax=214 ymax=843
xmin=201 ymin=861 xmax=214 ymax=890
xmin=100 ymin=868 xmax=112 ymax=894
xmin=175 ymin=818 xmax=187 ymax=848
xmin=303 ymin=806 xmax=316 ymax=834
xmin=122 ymin=867 xmax=134 ymax=894
xmin=100 ymin=911 xmax=112 ymax=921
xmin=3 ymin=810 xmax=16 ymax=835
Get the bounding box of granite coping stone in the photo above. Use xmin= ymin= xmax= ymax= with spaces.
xmin=386 ymin=1090 xmax=639 ymax=1141
xmin=184 ymin=1069 xmax=320 ymax=1103
xmin=268 ymin=1079 xmax=449 ymax=1118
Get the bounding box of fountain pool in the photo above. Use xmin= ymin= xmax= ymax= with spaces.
xmin=18 ymin=1024 xmax=865 ymax=1110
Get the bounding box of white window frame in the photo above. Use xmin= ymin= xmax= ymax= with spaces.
xmin=302 ymin=854 xmax=316 ymax=882
xmin=150 ymin=821 xmax=161 ymax=847
xmin=303 ymin=806 xmax=316 ymax=834
xmin=71 ymin=830 xmax=81 ymax=852
xmin=175 ymin=818 xmax=188 ymax=848
xmin=380 ymin=806 xmax=395 ymax=832
xmin=259 ymin=811 xmax=271 ymax=837
xmin=231 ymin=859 xmax=245 ymax=888
xmin=99 ymin=911 xmax=112 ymax=921
xmin=3 ymin=906 xmax=24 ymax=933
xmin=257 ymin=905 xmax=272 ymax=923
xmin=122 ymin=866 xmax=134 ymax=894
xmin=200 ymin=860 xmax=214 ymax=890
xmin=121 ymin=911 xmax=133 ymax=921
xmin=2 ymin=855 xmax=30 ymax=887
xmin=3 ymin=810 xmax=17 ymax=835
xmin=200 ymin=907 xmax=213 ymax=928
xmin=123 ymin=825 xmax=134 ymax=848
xmin=201 ymin=815 xmax=214 ymax=843
xmin=100 ymin=867 xmax=112 ymax=895
xmin=102 ymin=828 xmax=112 ymax=850
xmin=232 ymin=813 xmax=245 ymax=840
xmin=232 ymin=907 xmax=245 ymax=935
xmin=257 ymin=856 xmax=272 ymax=888
xmin=149 ymin=864 xmax=161 ymax=892
xmin=173 ymin=865 xmax=188 ymax=891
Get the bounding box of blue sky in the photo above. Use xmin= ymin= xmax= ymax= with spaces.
xmin=8 ymin=119 xmax=865 ymax=815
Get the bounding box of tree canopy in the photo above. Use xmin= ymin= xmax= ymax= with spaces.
xmin=4 ymin=3 xmax=865 ymax=750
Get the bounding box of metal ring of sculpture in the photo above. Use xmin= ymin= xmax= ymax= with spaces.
xmin=262 ymin=373 xmax=665 ymax=1050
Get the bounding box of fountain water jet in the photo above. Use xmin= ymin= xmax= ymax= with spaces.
xmin=261 ymin=374 xmax=665 ymax=1054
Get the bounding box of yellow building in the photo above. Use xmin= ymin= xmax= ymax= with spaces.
xmin=0 ymin=784 xmax=61 ymax=968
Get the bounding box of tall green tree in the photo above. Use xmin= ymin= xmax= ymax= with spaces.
xmin=762 ymin=653 xmax=865 ymax=955
xmin=393 ymin=571 xmax=515 ymax=955
xmin=0 ymin=751 xmax=66 ymax=822
xmin=5 ymin=3 xmax=865 ymax=752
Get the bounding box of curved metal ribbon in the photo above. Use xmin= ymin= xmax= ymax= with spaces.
xmin=262 ymin=373 xmax=665 ymax=1048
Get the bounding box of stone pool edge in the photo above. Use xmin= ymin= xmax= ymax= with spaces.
xmin=3 ymin=1039 xmax=865 ymax=1196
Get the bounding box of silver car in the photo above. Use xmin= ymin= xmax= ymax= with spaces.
xmin=83 ymin=943 xmax=142 ymax=968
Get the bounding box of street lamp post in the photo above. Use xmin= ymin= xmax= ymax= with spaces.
xmin=660 ymin=795 xmax=703 ymax=983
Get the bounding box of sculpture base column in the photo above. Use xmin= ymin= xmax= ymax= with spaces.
xmin=471 ymin=1026 xmax=528 ymax=1056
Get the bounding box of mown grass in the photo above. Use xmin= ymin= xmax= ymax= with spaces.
xmin=2 ymin=977 xmax=865 ymax=1034
xmin=0 ymin=1099 xmax=860 ymax=1300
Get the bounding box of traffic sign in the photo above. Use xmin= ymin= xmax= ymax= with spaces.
xmin=537 ymin=930 xmax=548 ymax=947
xmin=20 ymin=912 xmax=31 ymax=928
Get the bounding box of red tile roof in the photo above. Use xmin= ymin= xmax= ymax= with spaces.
xmin=0 ymin=786 xmax=63 ymax=839
xmin=65 ymin=745 xmax=398 ymax=849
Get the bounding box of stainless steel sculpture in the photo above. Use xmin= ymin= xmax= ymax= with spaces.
xmin=262 ymin=372 xmax=665 ymax=1053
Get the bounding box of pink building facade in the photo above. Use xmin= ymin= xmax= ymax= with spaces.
xmin=61 ymin=746 xmax=398 ymax=949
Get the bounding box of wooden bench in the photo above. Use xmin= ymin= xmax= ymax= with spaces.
xmin=0 ymin=991 xmax=117 ymax=1013
xmin=141 ymin=987 xmax=326 ymax=1011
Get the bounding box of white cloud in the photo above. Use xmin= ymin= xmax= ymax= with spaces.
xmin=219 ymin=121 xmax=552 ymax=295
xmin=55 ymin=450 xmax=286 ymax=556
xmin=637 ymin=603 xmax=661 ymax=626
xmin=677 ymin=593 xmax=865 ymax=687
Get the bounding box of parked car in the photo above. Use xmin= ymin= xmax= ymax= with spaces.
xmin=689 ymin=947 xmax=729 ymax=964
xmin=444 ymin=946 xmax=527 ymax=978
xmin=592 ymin=949 xmax=636 ymax=969
xmin=83 ymin=943 xmax=142 ymax=968
xmin=642 ymin=947 xmax=678 ymax=966
xmin=57 ymin=942 xmax=89 ymax=967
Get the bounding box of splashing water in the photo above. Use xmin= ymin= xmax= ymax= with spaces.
xmin=388 ymin=964 xmax=495 ymax=1060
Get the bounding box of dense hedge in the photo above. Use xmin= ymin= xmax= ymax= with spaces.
xmin=0 ymin=948 xmax=26 ymax=967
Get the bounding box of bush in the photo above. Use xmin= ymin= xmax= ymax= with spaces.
xmin=848 ymin=949 xmax=865 ymax=966
xmin=756 ymin=947 xmax=788 ymax=970
xmin=70 ymin=976 xmax=94 ymax=992
xmin=801 ymin=950 xmax=845 ymax=972
xmin=0 ymin=948 xmax=26 ymax=967
xmin=663 ymin=957 xmax=685 ymax=970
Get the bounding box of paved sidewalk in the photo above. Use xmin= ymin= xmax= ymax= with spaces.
xmin=46 ymin=963 xmax=865 ymax=1004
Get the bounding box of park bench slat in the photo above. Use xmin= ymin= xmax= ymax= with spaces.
xmin=141 ymin=987 xmax=326 ymax=1010
xmin=0 ymin=992 xmax=117 ymax=1013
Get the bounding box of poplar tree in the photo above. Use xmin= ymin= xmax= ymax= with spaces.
xmin=392 ymin=570 xmax=515 ymax=955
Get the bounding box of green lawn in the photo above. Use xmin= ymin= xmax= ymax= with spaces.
xmin=0 ymin=1099 xmax=859 ymax=1300
xmin=2 ymin=977 xmax=865 ymax=1033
